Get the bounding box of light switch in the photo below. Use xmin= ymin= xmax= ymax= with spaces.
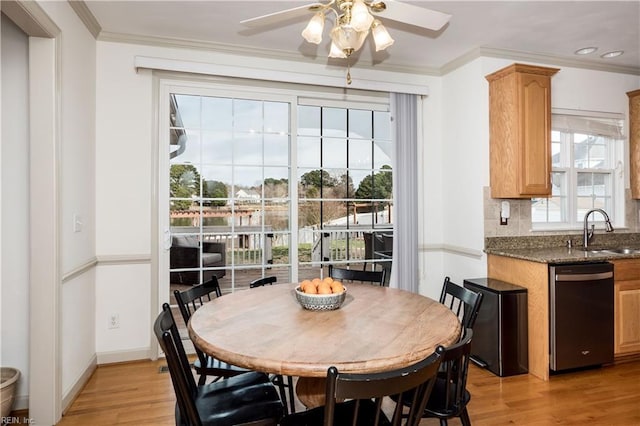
xmin=73 ymin=214 xmax=83 ymax=233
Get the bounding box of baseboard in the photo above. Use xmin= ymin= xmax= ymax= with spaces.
xmin=62 ymin=355 xmax=97 ymax=414
xmin=614 ymin=352 xmax=640 ymax=364
xmin=11 ymin=395 xmax=29 ymax=411
xmin=96 ymin=347 xmax=151 ymax=365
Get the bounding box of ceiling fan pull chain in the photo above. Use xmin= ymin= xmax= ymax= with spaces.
xmin=346 ymin=60 xmax=352 ymax=85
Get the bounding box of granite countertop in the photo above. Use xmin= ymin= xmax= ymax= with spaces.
xmin=485 ymin=245 xmax=640 ymax=264
xmin=485 ymin=233 xmax=640 ymax=264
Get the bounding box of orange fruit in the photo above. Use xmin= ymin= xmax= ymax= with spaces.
xmin=317 ymin=283 xmax=332 ymax=294
xmin=300 ymin=279 xmax=312 ymax=291
xmin=304 ymin=283 xmax=318 ymax=294
xmin=330 ymin=281 xmax=344 ymax=293
xmin=322 ymin=277 xmax=334 ymax=284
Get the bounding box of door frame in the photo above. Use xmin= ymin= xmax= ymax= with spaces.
xmin=2 ymin=1 xmax=62 ymax=423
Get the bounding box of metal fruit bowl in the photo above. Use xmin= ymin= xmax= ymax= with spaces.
xmin=294 ymin=286 xmax=347 ymax=311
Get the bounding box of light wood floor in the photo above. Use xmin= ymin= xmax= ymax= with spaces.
xmin=50 ymin=358 xmax=640 ymax=425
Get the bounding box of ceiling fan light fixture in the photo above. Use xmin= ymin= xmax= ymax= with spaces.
xmin=351 ymin=0 xmax=374 ymax=32
xmin=301 ymin=11 xmax=325 ymax=44
xmin=244 ymin=0 xmax=452 ymax=84
xmin=330 ymin=18 xmax=368 ymax=55
xmin=371 ymin=19 xmax=394 ymax=51
xmin=329 ymin=41 xmax=348 ymax=58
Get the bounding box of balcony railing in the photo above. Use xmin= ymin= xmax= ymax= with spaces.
xmin=169 ymin=225 xmax=392 ymax=289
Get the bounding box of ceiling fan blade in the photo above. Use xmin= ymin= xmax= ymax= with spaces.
xmin=374 ymin=0 xmax=451 ymax=31
xmin=240 ymin=3 xmax=324 ymax=27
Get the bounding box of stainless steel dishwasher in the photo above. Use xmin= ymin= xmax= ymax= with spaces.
xmin=549 ymin=262 xmax=614 ymax=372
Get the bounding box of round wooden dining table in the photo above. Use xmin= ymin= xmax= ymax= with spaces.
xmin=188 ymin=282 xmax=461 ymax=408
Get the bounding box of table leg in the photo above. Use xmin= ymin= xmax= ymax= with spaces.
xmin=295 ymin=377 xmax=326 ymax=409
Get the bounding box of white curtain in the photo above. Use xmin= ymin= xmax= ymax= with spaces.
xmin=389 ymin=93 xmax=419 ymax=293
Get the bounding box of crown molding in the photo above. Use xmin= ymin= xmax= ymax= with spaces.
xmin=442 ymin=46 xmax=640 ymax=76
xmin=98 ymin=31 xmax=640 ymax=78
xmin=97 ymin=30 xmax=442 ymax=77
xmin=1 ymin=0 xmax=60 ymax=37
xmin=67 ymin=8 xmax=638 ymax=78
xmin=68 ymin=0 xmax=101 ymax=39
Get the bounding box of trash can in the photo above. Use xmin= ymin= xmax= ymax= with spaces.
xmin=463 ymin=278 xmax=528 ymax=377
xmin=1 ymin=367 xmax=20 ymax=418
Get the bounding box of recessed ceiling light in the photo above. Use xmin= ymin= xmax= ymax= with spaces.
xmin=601 ymin=50 xmax=624 ymax=59
xmin=574 ymin=47 xmax=598 ymax=55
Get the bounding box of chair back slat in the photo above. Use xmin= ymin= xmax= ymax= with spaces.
xmin=174 ymin=277 xmax=221 ymax=321
xmin=324 ymin=348 xmax=443 ymax=426
xmin=328 ymin=265 xmax=386 ymax=286
xmin=427 ymin=328 xmax=474 ymax=420
xmin=173 ymin=277 xmax=222 ymax=374
xmin=154 ymin=303 xmax=201 ymax=426
xmin=439 ymin=276 xmax=483 ymax=329
xmin=250 ymin=276 xmax=277 ymax=288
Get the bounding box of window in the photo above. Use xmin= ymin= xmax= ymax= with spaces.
xmin=532 ymin=111 xmax=624 ymax=229
xmin=297 ymin=105 xmax=392 ymax=272
xmin=169 ymin=94 xmax=291 ymax=293
xmin=164 ymin=81 xmax=392 ymax=297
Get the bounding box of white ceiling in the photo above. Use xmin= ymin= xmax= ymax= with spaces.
xmin=84 ymin=1 xmax=640 ymax=74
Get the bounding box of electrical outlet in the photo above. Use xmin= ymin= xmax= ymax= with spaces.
xmin=108 ymin=313 xmax=120 ymax=329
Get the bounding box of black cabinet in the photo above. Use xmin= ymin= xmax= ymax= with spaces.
xmin=463 ymin=278 xmax=528 ymax=377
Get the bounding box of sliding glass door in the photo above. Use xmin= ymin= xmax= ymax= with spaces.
xmin=159 ymin=80 xmax=393 ymax=316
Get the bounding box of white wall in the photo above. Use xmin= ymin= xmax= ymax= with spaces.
xmin=439 ymin=58 xmax=490 ymax=286
xmin=1 ymin=13 xmax=31 ymax=410
xmin=419 ymin=79 xmax=447 ymax=299
xmin=95 ymin=42 xmax=154 ymax=361
xmin=94 ymin=264 xmax=151 ymax=360
xmin=36 ymin=0 xmax=98 ymax=408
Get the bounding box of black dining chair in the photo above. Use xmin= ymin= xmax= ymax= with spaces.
xmin=362 ymin=232 xmax=386 ymax=271
xmin=397 ymin=328 xmax=474 ymax=426
xmin=154 ymin=303 xmax=284 ymax=426
xmin=249 ymin=276 xmax=278 ymax=288
xmin=280 ymin=346 xmax=444 ymax=426
xmin=328 ymin=265 xmax=386 ymax=286
xmin=173 ymin=277 xmax=249 ymax=385
xmin=440 ymin=277 xmax=483 ymax=330
xmin=249 ymin=275 xmax=296 ymax=414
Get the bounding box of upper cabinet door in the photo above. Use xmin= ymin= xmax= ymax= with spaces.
xmin=518 ymin=72 xmax=553 ymax=196
xmin=486 ymin=63 xmax=559 ymax=199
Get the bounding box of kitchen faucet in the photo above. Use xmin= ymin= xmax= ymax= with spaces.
xmin=583 ymin=209 xmax=614 ymax=248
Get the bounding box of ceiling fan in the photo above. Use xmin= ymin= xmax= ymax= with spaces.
xmin=241 ymin=0 xmax=452 ymax=60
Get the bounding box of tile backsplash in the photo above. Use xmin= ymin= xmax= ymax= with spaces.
xmin=483 ymin=187 xmax=640 ymax=238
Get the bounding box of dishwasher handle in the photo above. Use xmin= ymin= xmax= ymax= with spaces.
xmin=554 ymin=271 xmax=613 ymax=282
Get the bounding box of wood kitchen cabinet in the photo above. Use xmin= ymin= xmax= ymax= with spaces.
xmin=486 ymin=63 xmax=559 ymax=198
xmin=611 ymin=259 xmax=640 ymax=356
xmin=628 ymin=89 xmax=640 ymax=199
xmin=487 ymin=254 xmax=550 ymax=380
